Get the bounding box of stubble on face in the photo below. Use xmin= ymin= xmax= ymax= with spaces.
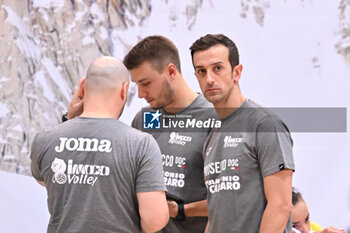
xmin=203 ymin=71 xmax=234 ymax=106
xmin=151 ymin=78 xmax=175 ymax=109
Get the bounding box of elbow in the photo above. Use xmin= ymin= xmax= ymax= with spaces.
xmin=141 ymin=209 xmax=169 ymax=233
xmin=157 ymin=211 xmax=169 ymax=231
xmin=152 ymin=211 xmax=169 ymax=232
xmin=268 ymin=201 xmax=293 ymax=216
xmin=278 ymin=202 xmax=293 ymax=216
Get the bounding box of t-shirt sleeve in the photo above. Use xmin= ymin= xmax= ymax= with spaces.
xmin=135 ymin=134 xmax=166 ymax=193
xmin=131 ymin=110 xmax=142 ymax=130
xmin=30 ymin=133 xmax=45 ymax=181
xmin=255 ymin=116 xmax=295 ymax=177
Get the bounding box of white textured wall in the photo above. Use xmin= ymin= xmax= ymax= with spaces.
xmin=0 ymin=0 xmax=349 ymax=232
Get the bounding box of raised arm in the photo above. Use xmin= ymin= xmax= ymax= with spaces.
xmin=66 ymin=78 xmax=85 ymax=120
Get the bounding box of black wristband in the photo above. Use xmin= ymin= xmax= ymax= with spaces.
xmin=61 ymin=113 xmax=69 ymax=123
xmin=175 ymin=202 xmax=186 ymax=222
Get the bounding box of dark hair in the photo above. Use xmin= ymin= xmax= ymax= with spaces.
xmin=292 ymin=187 xmax=303 ymax=205
xmin=190 ymin=34 xmax=239 ymax=69
xmin=123 ymin=35 xmax=181 ymax=73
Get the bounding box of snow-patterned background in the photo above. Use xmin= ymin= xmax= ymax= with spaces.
xmin=0 ymin=0 xmax=349 ymax=232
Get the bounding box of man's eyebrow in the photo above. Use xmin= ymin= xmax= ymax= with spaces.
xmin=211 ymin=61 xmax=224 ymax=66
xmin=137 ymin=78 xmax=148 ymax=83
xmin=194 ymin=61 xmax=224 ymax=69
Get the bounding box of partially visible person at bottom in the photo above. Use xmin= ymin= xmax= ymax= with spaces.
xmin=292 ymin=188 xmax=345 ymax=233
xmin=30 ymin=56 xmax=169 ymax=233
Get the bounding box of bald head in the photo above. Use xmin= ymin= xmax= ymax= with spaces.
xmin=85 ymin=56 xmax=129 ymax=92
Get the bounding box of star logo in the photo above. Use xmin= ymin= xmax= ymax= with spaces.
xmin=143 ymin=110 xmax=162 ymax=129
xmin=151 ymin=110 xmax=161 ymax=123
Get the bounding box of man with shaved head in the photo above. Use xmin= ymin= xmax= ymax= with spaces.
xmin=65 ymin=37 xmax=217 ymax=233
xmin=30 ymin=56 xmax=169 ymax=233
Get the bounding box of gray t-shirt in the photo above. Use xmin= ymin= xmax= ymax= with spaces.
xmin=203 ymin=99 xmax=295 ymax=233
xmin=132 ymin=95 xmax=217 ymax=233
xmin=31 ymin=117 xmax=166 ymax=233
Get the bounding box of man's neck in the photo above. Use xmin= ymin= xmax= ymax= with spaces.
xmin=214 ymin=90 xmax=246 ymax=120
xmin=80 ymin=104 xmax=121 ymax=119
xmin=164 ymin=79 xmax=198 ymax=114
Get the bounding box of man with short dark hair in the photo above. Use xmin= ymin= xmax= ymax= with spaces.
xmin=123 ymin=35 xmax=216 ymax=233
xmin=190 ymin=34 xmax=295 ymax=233
xmin=31 ymin=56 xmax=169 ymax=233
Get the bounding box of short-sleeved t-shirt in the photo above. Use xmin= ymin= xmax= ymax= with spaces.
xmin=31 ymin=117 xmax=166 ymax=233
xmin=203 ymin=99 xmax=295 ymax=233
xmin=132 ymin=94 xmax=218 ymax=233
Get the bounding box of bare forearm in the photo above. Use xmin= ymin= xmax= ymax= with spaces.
xmin=184 ymin=200 xmax=207 ymax=217
xmin=204 ymin=220 xmax=210 ymax=233
xmin=259 ymin=203 xmax=292 ymax=233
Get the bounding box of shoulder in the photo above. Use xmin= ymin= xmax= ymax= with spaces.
xmin=186 ymin=94 xmax=217 ymax=117
xmin=118 ymin=121 xmax=157 ymax=147
xmin=245 ymin=100 xmax=290 ymax=133
xmin=193 ymin=94 xmax=215 ymax=108
xmin=131 ymin=106 xmax=153 ymax=129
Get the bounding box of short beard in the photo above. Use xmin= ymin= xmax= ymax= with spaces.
xmin=152 ymin=79 xmax=175 ymax=109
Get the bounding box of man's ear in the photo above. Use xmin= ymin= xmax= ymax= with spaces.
xmin=121 ymin=82 xmax=129 ymax=103
xmin=167 ymin=63 xmax=177 ymax=81
xmin=79 ymin=78 xmax=86 ymax=98
xmin=233 ymin=64 xmax=243 ymax=82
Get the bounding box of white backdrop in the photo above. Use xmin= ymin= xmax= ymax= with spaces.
xmin=0 ymin=0 xmax=349 ymax=232
xmin=122 ymin=1 xmax=350 ymax=229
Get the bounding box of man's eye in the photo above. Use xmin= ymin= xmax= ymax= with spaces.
xmin=142 ymin=82 xmax=150 ymax=86
xmin=215 ymin=66 xmax=222 ymax=71
xmin=197 ymin=69 xmax=206 ymax=75
xmin=305 ymin=215 xmax=310 ymax=223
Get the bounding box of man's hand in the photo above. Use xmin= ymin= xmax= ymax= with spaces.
xmin=167 ymin=200 xmax=178 ymax=218
xmin=318 ymin=226 xmax=345 ymax=233
xmin=67 ymin=78 xmax=85 ymax=119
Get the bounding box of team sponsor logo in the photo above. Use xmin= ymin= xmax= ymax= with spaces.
xmin=55 ymin=137 xmax=112 ymax=153
xmin=143 ymin=110 xmax=161 ymax=129
xmin=162 ymin=154 xmax=186 ymax=168
xmin=204 ymin=158 xmax=240 ymax=193
xmin=168 ymin=132 xmax=192 ymax=146
xmin=51 ymin=158 xmax=110 ymax=186
xmin=164 ymin=171 xmax=185 ymax=188
xmin=162 ymin=154 xmax=187 ymax=188
xmin=205 ymin=175 xmax=241 ymax=194
xmin=223 ymin=136 xmax=243 ymax=148
xmin=51 ymin=158 xmax=67 ymax=184
xmin=204 ymin=158 xmax=239 ymax=177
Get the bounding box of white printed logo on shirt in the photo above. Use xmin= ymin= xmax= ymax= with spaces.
xmin=223 ymin=136 xmax=243 ymax=148
xmin=204 ymin=158 xmax=241 ymax=194
xmin=50 ymin=157 xmax=110 ymax=186
xmin=168 ymin=132 xmax=192 ymax=146
xmin=51 ymin=158 xmax=67 ymax=184
xmin=206 ymin=147 xmax=213 ymax=157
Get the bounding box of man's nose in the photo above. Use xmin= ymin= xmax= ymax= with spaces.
xmin=206 ymin=71 xmax=215 ymax=86
xmin=138 ymin=86 xmax=146 ymax=99
xmin=299 ymin=223 xmax=309 ymax=233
